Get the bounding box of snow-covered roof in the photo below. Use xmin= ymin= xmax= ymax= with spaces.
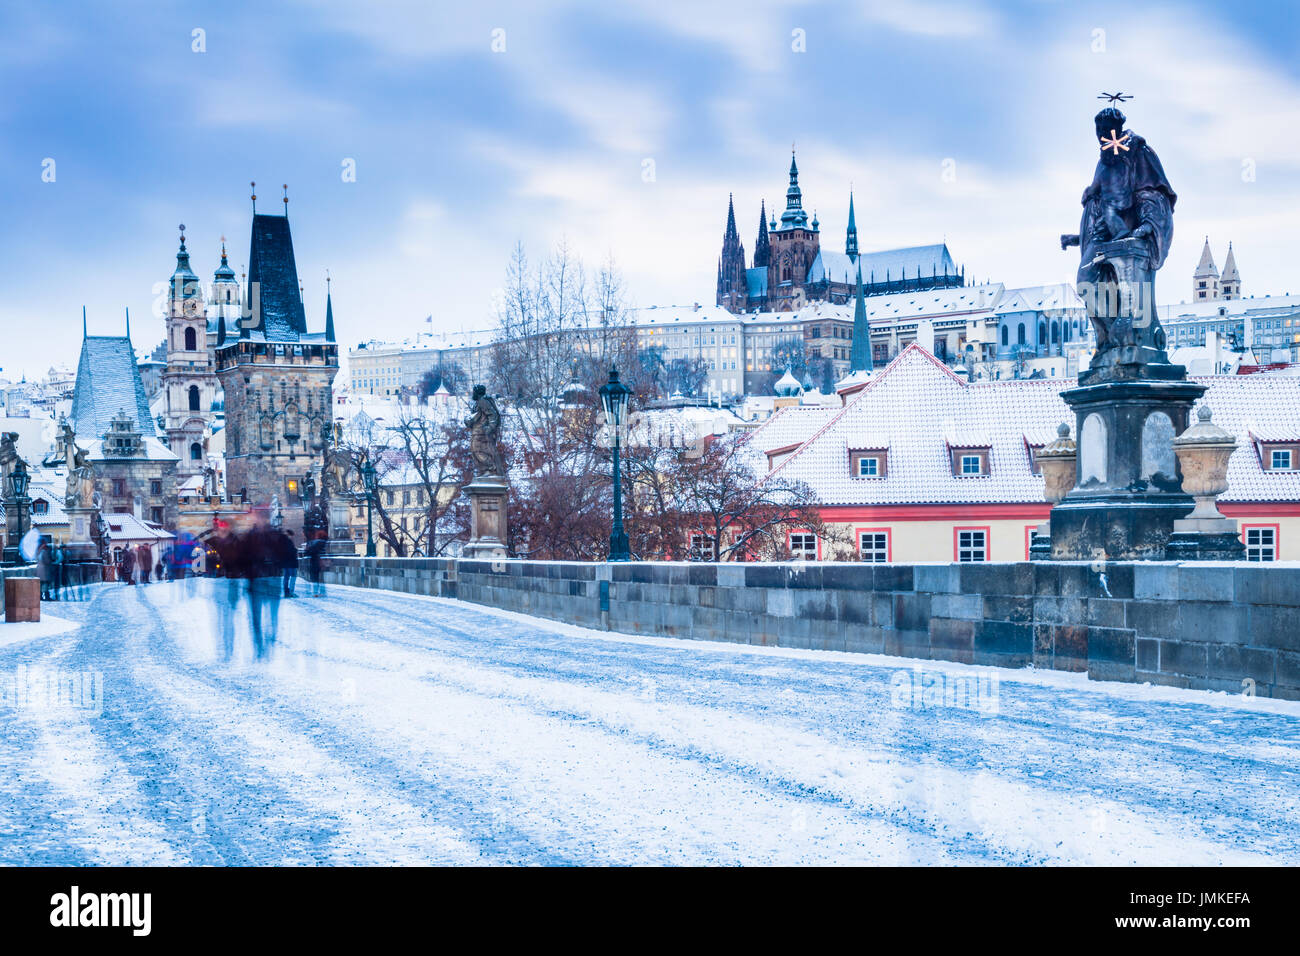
xmin=85 ymin=435 xmax=179 ymax=462
xmin=104 ymin=513 xmax=175 ymax=542
xmin=746 ymin=404 xmax=838 ymax=456
xmin=766 ymin=343 xmax=1300 ymax=506
xmin=808 ymin=244 xmax=959 ymax=287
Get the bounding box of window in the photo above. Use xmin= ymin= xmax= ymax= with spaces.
xmin=789 ymin=533 xmax=818 ymax=560
xmin=857 ymin=456 xmax=879 ymax=477
xmin=688 ymin=533 xmax=715 ymax=561
xmin=184 ymin=327 xmax=197 ymax=351
xmin=189 ymin=442 xmax=202 ymax=460
xmin=111 ymin=479 xmax=126 ymax=497
xmin=150 ymin=507 xmax=164 ymax=524
xmin=859 ymin=530 xmax=889 ymax=563
xmin=961 ymin=454 xmax=982 ymax=475
xmin=32 ymin=499 xmax=48 ymax=515
xmin=188 ymin=384 xmax=201 ymax=410
xmin=1271 ymin=449 xmax=1293 ymax=470
xmin=149 ymin=479 xmax=162 ymax=496
xmin=956 ymin=528 xmax=988 ymax=562
xmin=1017 ymin=323 xmax=1026 ymax=345
xmin=1001 ymin=325 xmax=1008 ymax=347
xmin=1244 ymin=526 xmax=1277 ymax=562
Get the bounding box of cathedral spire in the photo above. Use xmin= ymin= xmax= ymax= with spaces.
xmin=724 ymin=193 xmax=738 ymax=242
xmin=848 ymin=263 xmax=873 ymax=373
xmin=779 ymin=150 xmax=809 ymax=229
xmin=846 ymin=191 xmax=859 ymax=260
xmin=754 ymin=200 xmax=771 ymax=267
xmin=325 ymin=271 xmax=336 ymax=342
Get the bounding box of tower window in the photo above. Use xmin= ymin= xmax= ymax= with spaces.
xmin=188 ymin=384 xmax=201 ymax=411
xmin=190 ymin=442 xmax=202 ymax=460
xmin=184 ymin=327 xmax=197 ymax=351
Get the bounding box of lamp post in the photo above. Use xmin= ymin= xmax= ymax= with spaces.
xmin=361 ymin=457 xmax=378 ymax=557
xmin=599 ymin=367 xmax=632 ymax=562
xmin=9 ymin=459 xmax=31 ymax=561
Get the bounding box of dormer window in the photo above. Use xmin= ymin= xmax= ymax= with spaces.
xmin=1272 ymin=449 xmax=1294 ymax=470
xmin=849 ymin=448 xmax=888 ymax=478
xmin=949 ymin=445 xmax=991 ymax=477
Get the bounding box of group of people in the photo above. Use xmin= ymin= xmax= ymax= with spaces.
xmin=34 ymin=539 xmax=91 ymax=602
xmin=114 ymin=543 xmax=164 ymax=586
xmin=208 ymin=516 xmax=327 ymax=659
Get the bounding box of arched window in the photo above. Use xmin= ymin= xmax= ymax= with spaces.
xmin=1038 ymin=321 xmax=1047 ymax=344
xmin=1017 ymin=323 xmax=1026 ymax=345
xmin=1051 ymin=321 xmax=1060 ymax=343
xmin=190 ymin=442 xmax=202 ymax=460
xmin=188 ymin=385 xmax=200 ymax=411
xmin=1001 ymin=325 xmax=1009 ymax=347
xmin=184 ymin=327 xmax=197 ymax=351
xmin=1063 ymin=322 xmax=1071 ymax=343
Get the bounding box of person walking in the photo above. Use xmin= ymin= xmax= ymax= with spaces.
xmin=305 ymin=533 xmax=326 ymax=597
xmin=278 ymin=529 xmax=298 ymax=598
xmin=50 ymin=542 xmax=64 ymax=601
xmin=36 ymin=539 xmax=52 ymax=601
xmin=137 ymin=544 xmax=152 ymax=584
xmin=119 ymin=546 xmax=136 ymax=585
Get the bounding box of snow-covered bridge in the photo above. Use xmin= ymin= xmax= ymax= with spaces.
xmin=1 ymin=580 xmax=1297 ymax=865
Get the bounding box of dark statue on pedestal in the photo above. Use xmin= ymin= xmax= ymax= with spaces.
xmin=465 ymin=384 xmax=507 ymax=479
xmin=1044 ymin=101 xmax=1229 ymax=561
xmin=461 ymin=385 xmax=508 ymax=560
xmin=1060 ymin=107 xmax=1179 ymax=383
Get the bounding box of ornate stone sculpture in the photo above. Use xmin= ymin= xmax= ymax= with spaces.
xmin=1060 ymin=107 xmax=1179 ymax=383
xmin=464 ymin=385 xmax=507 ymax=479
xmin=1046 ymin=100 xmax=1207 ymax=560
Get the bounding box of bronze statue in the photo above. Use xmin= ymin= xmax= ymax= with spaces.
xmin=464 ymin=384 xmax=506 ymax=478
xmin=1061 ymin=106 xmax=1178 ymax=381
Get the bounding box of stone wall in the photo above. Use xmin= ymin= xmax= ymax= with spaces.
xmin=317 ymin=556 xmax=1300 ymax=700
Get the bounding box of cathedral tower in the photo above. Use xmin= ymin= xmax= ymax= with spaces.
xmin=716 ymin=194 xmax=748 ymax=312
xmin=1220 ymin=242 xmax=1241 ymax=299
xmin=766 ymin=151 xmax=820 ymax=310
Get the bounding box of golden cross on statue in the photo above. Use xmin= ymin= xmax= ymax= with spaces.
xmin=1100 ymin=128 xmax=1131 ymax=155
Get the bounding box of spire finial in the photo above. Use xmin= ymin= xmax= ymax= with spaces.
xmin=178 ymin=223 xmax=187 ymax=249
xmin=282 ymin=183 xmax=289 ymax=216
xmin=250 ymin=181 xmax=256 ymax=214
xmin=82 ymin=305 xmax=87 ymax=337
xmin=124 ymin=306 xmax=131 ymax=340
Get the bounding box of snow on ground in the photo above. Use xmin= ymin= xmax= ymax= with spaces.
xmin=0 ymin=578 xmax=1298 ymax=865
xmin=0 ymin=612 xmax=78 ymax=648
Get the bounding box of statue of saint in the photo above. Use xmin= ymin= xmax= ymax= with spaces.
xmin=1061 ymin=106 xmax=1178 ymax=379
xmin=464 ymin=385 xmax=507 ymax=479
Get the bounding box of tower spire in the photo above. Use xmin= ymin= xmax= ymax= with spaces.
xmin=754 ymin=199 xmax=771 ymax=267
xmin=848 ymin=263 xmax=873 ymax=373
xmin=250 ymin=181 xmax=257 ymax=215
xmin=282 ymin=183 xmax=289 ymax=217
xmin=846 ymin=191 xmax=859 ymax=260
xmin=779 ymin=149 xmax=808 ymax=229
xmin=325 ymin=270 xmax=336 ymax=342
xmin=82 ymin=305 xmax=87 ymax=338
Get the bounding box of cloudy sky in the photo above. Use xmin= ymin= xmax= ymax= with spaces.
xmin=2 ymin=0 xmax=1298 ymax=380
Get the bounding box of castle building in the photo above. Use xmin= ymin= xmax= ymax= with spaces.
xmin=1193 ymin=238 xmax=1243 ymax=302
xmin=159 ymin=228 xmax=222 ymax=477
xmin=215 ymin=198 xmax=338 ymax=531
xmin=717 ymin=151 xmax=966 ymax=314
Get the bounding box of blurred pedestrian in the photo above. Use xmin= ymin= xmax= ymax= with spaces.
xmin=50 ymin=542 xmax=65 ymax=601
xmin=119 ymin=546 xmax=135 ymax=585
xmin=278 ymin=529 xmax=298 ymax=598
xmin=305 ymin=533 xmax=326 ymax=597
xmin=137 ymin=544 xmax=152 ymax=584
xmin=36 ymin=539 xmax=52 ymax=601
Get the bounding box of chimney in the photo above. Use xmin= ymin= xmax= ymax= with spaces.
xmin=916 ymin=319 xmax=936 ymax=353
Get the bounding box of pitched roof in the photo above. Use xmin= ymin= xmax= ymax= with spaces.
xmin=1194 ymin=238 xmax=1219 ymax=278
xmin=766 ymin=343 xmax=1300 ymax=506
xmin=246 ymin=214 xmax=307 ymax=342
xmin=71 ymin=336 xmax=154 ymax=441
xmin=808 ymin=244 xmax=958 ymax=286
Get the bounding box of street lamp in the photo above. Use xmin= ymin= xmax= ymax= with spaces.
xmin=599 ymin=367 xmax=632 ymax=562
xmin=361 ymin=457 xmax=378 ymax=557
xmin=9 ymin=458 xmax=31 ymax=543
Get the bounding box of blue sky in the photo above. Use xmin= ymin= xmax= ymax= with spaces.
xmin=2 ymin=0 xmax=1298 ymax=380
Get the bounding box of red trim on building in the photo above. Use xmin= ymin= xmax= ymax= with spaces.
xmin=821 ymin=503 xmax=1050 ymax=522
xmin=854 ymin=526 xmax=892 ymax=562
xmin=1241 ymin=522 xmax=1281 ymax=560
xmin=953 ymin=525 xmax=992 ymax=562
xmin=1220 ymin=502 xmax=1300 ymax=517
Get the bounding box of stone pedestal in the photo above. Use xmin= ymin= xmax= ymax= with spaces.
xmin=463 ymin=477 xmax=508 ymax=561
xmin=1048 ymin=377 xmax=1204 ymax=560
xmin=325 ymin=495 xmax=357 ymax=556
xmin=5 ymin=577 xmax=40 ymax=622
xmin=62 ymin=507 xmax=101 ymax=564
